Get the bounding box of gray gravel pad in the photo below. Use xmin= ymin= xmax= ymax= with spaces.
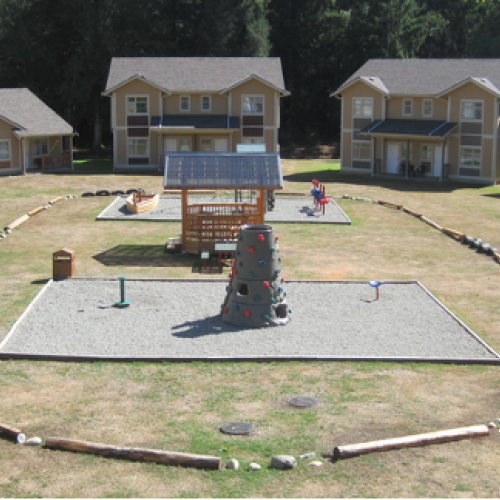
xmin=1 ymin=280 xmax=498 ymax=362
xmin=96 ymin=196 xmax=351 ymax=224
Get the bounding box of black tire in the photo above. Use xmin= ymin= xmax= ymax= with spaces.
xmin=126 ymin=188 xmax=139 ymax=194
xmin=82 ymin=191 xmax=95 ymax=197
xmin=96 ymin=189 xmax=110 ymax=196
xmin=111 ymin=190 xmax=125 ymax=195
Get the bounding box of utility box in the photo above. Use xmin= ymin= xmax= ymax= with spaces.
xmin=53 ymin=248 xmax=75 ymax=280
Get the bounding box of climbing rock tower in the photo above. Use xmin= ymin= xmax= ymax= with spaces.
xmin=221 ymin=224 xmax=291 ymax=328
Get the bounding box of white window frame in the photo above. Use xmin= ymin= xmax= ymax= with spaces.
xmin=459 ymin=147 xmax=482 ymax=169
xmin=422 ymin=99 xmax=433 ymax=118
xmin=128 ymin=138 xmax=149 ymax=157
xmin=33 ymin=138 xmax=49 ymax=157
xmin=127 ymin=95 xmax=149 ymax=115
xmin=0 ymin=139 xmax=11 ymax=161
xmin=461 ymin=100 xmax=483 ymax=122
xmin=201 ymin=95 xmax=212 ymax=112
xmin=352 ymin=97 xmax=373 ymax=118
xmin=180 ymin=95 xmax=191 ymax=112
xmin=403 ymin=98 xmax=413 ymax=117
xmin=242 ymin=95 xmax=264 ymax=115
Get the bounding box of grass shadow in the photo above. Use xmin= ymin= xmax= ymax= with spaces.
xmin=284 ymin=170 xmax=481 ymax=194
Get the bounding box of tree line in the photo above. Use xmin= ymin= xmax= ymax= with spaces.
xmin=1 ymin=0 xmax=500 ymax=149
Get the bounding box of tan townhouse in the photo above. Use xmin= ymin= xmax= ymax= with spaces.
xmin=102 ymin=57 xmax=289 ymax=172
xmin=0 ymin=88 xmax=73 ymax=176
xmin=332 ymin=59 xmax=500 ymax=184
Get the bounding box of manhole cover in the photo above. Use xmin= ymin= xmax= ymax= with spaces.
xmin=219 ymin=421 xmax=254 ymax=435
xmin=288 ymin=396 xmax=318 ymax=408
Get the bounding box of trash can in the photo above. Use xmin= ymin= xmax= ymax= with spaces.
xmin=53 ymin=248 xmax=75 ymax=280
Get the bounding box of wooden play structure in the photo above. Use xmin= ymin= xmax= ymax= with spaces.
xmin=126 ymin=191 xmax=160 ymax=214
xmin=164 ymin=153 xmax=284 ymax=255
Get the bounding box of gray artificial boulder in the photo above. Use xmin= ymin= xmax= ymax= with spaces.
xmin=270 ymin=455 xmax=297 ymax=470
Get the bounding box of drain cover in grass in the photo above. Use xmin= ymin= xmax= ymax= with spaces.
xmin=220 ymin=421 xmax=254 ymax=435
xmin=288 ymin=396 xmax=318 ymax=408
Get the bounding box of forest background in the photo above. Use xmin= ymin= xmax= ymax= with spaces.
xmin=1 ymin=0 xmax=499 ymax=150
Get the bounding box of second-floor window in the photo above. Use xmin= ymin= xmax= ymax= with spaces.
xmin=201 ymin=96 xmax=211 ymax=112
xmin=403 ymin=99 xmax=413 ymax=116
xmin=353 ymin=98 xmax=372 ymax=118
xmin=423 ymin=99 xmax=433 ymax=117
xmin=462 ymin=101 xmax=482 ymax=121
xmin=243 ymin=96 xmax=264 ymax=114
xmin=180 ymin=96 xmax=190 ymax=112
xmin=127 ymin=96 xmax=148 ymax=114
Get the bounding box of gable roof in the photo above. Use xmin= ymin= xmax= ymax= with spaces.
xmin=103 ymin=57 xmax=289 ymax=96
xmin=0 ymin=88 xmax=73 ymax=138
xmin=333 ymin=59 xmax=500 ymax=97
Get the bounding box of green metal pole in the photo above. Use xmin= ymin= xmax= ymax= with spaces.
xmin=115 ymin=276 xmax=131 ymax=307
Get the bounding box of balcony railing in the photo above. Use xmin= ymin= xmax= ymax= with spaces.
xmin=42 ymin=153 xmax=72 ymax=171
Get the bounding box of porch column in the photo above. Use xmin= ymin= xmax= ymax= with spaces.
xmin=372 ymin=137 xmax=376 ymax=176
xmin=70 ymin=134 xmax=74 ymax=171
xmin=406 ymin=139 xmax=410 ymax=179
xmin=21 ymin=137 xmax=26 ymax=175
xmin=441 ymin=139 xmax=446 ymax=181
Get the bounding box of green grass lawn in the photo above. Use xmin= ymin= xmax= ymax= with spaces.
xmin=0 ymin=161 xmax=500 ymax=498
xmin=73 ymin=159 xmax=114 ymax=174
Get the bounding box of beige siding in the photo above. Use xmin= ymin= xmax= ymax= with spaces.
xmin=113 ymin=79 xmax=161 ymax=128
xmin=340 ymin=81 xmax=384 ymax=128
xmin=386 ymin=97 xmax=447 ymax=121
xmin=0 ymin=118 xmax=20 ymax=170
xmin=231 ymin=79 xmax=279 ymax=126
xmin=342 ymin=131 xmax=352 ymax=167
xmin=163 ymin=94 xmax=228 ymax=115
xmin=115 ymin=129 xmax=127 ymax=165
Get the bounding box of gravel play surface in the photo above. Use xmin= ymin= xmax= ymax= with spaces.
xmin=96 ymin=195 xmax=351 ymax=224
xmin=1 ymin=279 xmax=498 ymax=362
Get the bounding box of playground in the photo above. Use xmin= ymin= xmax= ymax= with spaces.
xmin=1 ymin=161 xmax=500 ymax=497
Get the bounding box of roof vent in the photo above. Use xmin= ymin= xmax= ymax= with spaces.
xmin=369 ymin=77 xmax=375 ymax=82
xmin=481 ymin=78 xmax=486 ymax=83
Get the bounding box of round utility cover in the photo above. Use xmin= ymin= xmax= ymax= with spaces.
xmin=220 ymin=421 xmax=254 ymax=435
xmin=288 ymin=396 xmax=319 ymax=408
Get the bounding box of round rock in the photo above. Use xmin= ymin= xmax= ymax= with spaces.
xmin=288 ymin=396 xmax=319 ymax=408
xmin=25 ymin=437 xmax=43 ymax=446
xmin=248 ymin=462 xmax=261 ymax=471
xmin=271 ymin=455 xmax=297 ymax=470
xmin=220 ymin=421 xmax=254 ymax=435
xmin=226 ymin=459 xmax=239 ymax=470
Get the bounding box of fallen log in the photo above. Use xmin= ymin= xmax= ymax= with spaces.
xmin=0 ymin=422 xmax=23 ymax=441
xmin=402 ymin=207 xmax=422 ymax=217
xmin=420 ymin=215 xmax=443 ymax=231
xmin=28 ymin=206 xmax=45 ymax=217
xmin=43 ymin=437 xmax=223 ymax=470
xmin=49 ymin=196 xmax=64 ymax=205
xmin=333 ymin=424 xmax=489 ymax=460
xmin=6 ymin=213 xmax=30 ymax=231
xmin=378 ymin=200 xmax=403 ymax=210
xmin=493 ymin=252 xmax=500 ymax=263
xmin=442 ymin=227 xmax=465 ymax=242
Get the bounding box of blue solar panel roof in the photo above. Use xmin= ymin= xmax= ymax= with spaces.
xmin=163 ymin=153 xmax=284 ymax=189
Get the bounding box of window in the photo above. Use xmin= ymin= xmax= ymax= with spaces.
xmin=0 ymin=140 xmax=10 ymax=160
xmin=179 ymin=138 xmax=191 ymax=151
xmin=33 ymin=138 xmax=48 ymax=156
xmin=242 ymin=96 xmax=264 ymax=114
xmin=353 ymin=98 xmax=373 ymax=118
xmin=403 ymin=99 xmax=413 ymax=116
xmin=200 ymin=138 xmax=212 ymax=152
xmin=462 ymin=101 xmax=482 ymax=121
xmin=421 ymin=145 xmax=432 ymax=161
xmin=127 ymin=96 xmax=148 ymax=114
xmin=460 ymin=147 xmax=481 ymax=167
xmin=353 ymin=142 xmax=371 ymax=160
xmin=180 ymin=96 xmax=190 ymax=112
xmin=128 ymin=138 xmax=148 ymax=156
xmin=422 ymin=99 xmax=433 ymax=117
xmin=201 ymin=95 xmax=211 ymax=112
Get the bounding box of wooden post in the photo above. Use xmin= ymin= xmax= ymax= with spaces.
xmin=181 ymin=189 xmax=188 ymax=250
xmin=333 ymin=424 xmax=489 ymax=460
xmin=0 ymin=422 xmax=23 ymax=441
xmin=256 ymin=189 xmax=265 ymax=225
xmin=43 ymin=437 xmax=223 ymax=470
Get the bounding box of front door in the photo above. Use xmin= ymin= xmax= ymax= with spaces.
xmin=164 ymin=136 xmax=192 ymax=152
xmin=214 ymin=138 xmax=228 ymax=152
xmin=387 ymin=143 xmax=401 ymax=174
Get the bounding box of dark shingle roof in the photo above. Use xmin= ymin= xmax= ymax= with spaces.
xmin=104 ymin=57 xmax=288 ymax=95
xmin=360 ymin=119 xmax=457 ymax=137
xmin=334 ymin=59 xmax=500 ymax=96
xmin=164 ymin=153 xmax=283 ymax=189
xmin=0 ymin=88 xmax=73 ymax=137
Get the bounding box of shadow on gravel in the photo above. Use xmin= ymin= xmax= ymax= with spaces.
xmin=171 ymin=315 xmax=238 ymax=338
xmin=93 ymin=245 xmax=197 ymax=268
